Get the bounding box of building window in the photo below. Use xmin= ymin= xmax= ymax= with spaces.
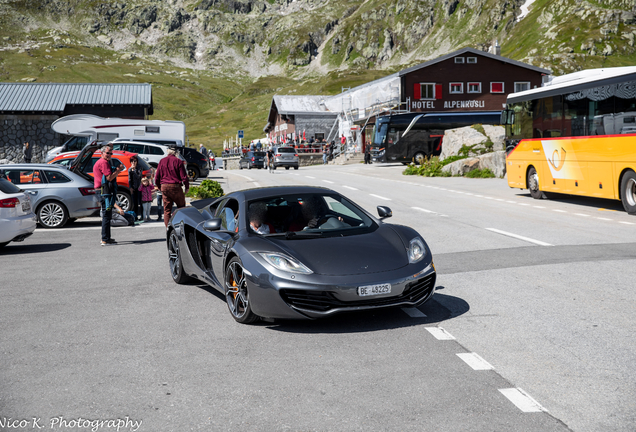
xmin=467 ymin=57 xmax=477 ymax=64
xmin=514 ymin=81 xmax=531 ymax=92
xmin=454 ymin=57 xmax=465 ymax=64
xmin=449 ymin=83 xmax=463 ymax=94
xmin=415 ymin=83 xmax=436 ymax=99
xmin=468 ymin=82 xmax=482 ymax=93
xmin=490 ymin=82 xmax=505 ymax=93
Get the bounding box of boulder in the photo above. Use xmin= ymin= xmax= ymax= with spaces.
xmin=482 ymin=124 xmax=505 ymax=151
xmin=440 ymin=126 xmax=487 ymax=159
xmin=441 ymin=151 xmax=506 ymax=177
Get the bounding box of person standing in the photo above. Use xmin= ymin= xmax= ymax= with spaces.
xmin=323 ymin=144 xmax=328 ymax=165
xmin=139 ymin=177 xmax=154 ymax=222
xmin=23 ymin=142 xmax=32 ymax=163
xmin=364 ymin=144 xmax=371 ymax=164
xmin=266 ymin=146 xmax=275 ymax=173
xmin=128 ymin=156 xmax=143 ymax=220
xmin=154 ymin=146 xmax=189 ymax=227
xmin=94 ymin=145 xmax=125 ymax=246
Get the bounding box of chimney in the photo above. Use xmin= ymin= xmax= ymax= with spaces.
xmin=494 ymin=39 xmax=501 ymax=56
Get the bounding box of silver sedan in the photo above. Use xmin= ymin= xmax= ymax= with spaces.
xmin=0 ymin=164 xmax=99 ymax=228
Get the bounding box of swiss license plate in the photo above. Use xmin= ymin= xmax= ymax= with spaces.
xmin=21 ymin=200 xmax=30 ymax=212
xmin=358 ymin=283 xmax=391 ymax=297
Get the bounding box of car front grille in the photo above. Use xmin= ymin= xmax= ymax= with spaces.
xmin=280 ymin=273 xmax=436 ymax=313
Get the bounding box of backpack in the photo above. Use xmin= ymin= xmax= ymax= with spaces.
xmin=111 ymin=211 xmax=135 ymax=227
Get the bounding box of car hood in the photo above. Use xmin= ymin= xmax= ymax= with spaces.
xmin=259 ymin=225 xmax=409 ymax=276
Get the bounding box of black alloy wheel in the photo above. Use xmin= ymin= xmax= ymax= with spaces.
xmin=224 ymin=257 xmax=258 ymax=324
xmin=168 ymin=231 xmax=192 ymax=284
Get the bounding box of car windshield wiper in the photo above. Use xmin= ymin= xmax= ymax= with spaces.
xmin=265 ymin=231 xmax=324 ymax=239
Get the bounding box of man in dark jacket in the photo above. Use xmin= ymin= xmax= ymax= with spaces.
xmin=154 ymin=147 xmax=189 ymax=227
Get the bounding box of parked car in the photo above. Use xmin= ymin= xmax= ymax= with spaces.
xmin=49 ymin=149 xmax=153 ymax=212
xmin=239 ymin=151 xmax=266 ymax=170
xmin=0 ymin=177 xmax=37 ymax=247
xmin=108 ymin=140 xmax=170 ymax=168
xmin=0 ymin=164 xmax=99 ymax=228
xmin=166 ymin=186 xmax=436 ymax=323
xmin=272 ymin=146 xmax=299 ymax=170
xmin=179 ymin=147 xmax=210 ymax=181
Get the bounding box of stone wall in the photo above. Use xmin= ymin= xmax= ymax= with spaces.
xmin=0 ymin=115 xmax=61 ymax=164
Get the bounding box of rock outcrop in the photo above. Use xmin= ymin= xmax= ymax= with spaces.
xmin=440 ymin=125 xmax=507 ymax=177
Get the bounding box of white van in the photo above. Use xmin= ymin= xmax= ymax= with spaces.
xmin=45 ymin=114 xmax=186 ymax=162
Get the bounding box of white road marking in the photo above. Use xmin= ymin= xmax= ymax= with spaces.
xmin=412 ymin=207 xmax=434 ymax=213
xmin=486 ymin=228 xmax=553 ymax=246
xmin=456 ymin=353 xmax=494 ymax=370
xmin=533 ymin=206 xmax=545 ymax=209
xmin=464 ymin=193 xmax=474 ymax=196
xmin=575 ymin=213 xmax=590 ymax=217
xmin=518 ymin=203 xmax=531 ymax=206
xmin=305 ymin=176 xmax=316 ymax=179
xmin=227 ymin=172 xmax=253 ymax=181
xmin=619 ymin=221 xmax=635 ymax=225
xmin=596 ymin=217 xmax=613 ymax=221
xmin=553 ymin=209 xmax=567 ymax=213
xmin=425 ymin=327 xmax=456 ymax=340
xmin=506 ymin=200 xmax=517 ymax=204
xmin=322 ymin=180 xmax=334 ymax=184
xmin=484 ymin=196 xmax=494 ymax=200
xmin=496 ymin=198 xmax=505 ymax=201
xmin=370 ymin=194 xmax=391 ymax=201
xmin=343 ymin=186 xmax=358 ymax=191
xmin=499 ymin=388 xmax=547 ymax=413
xmin=253 ymin=182 xmax=261 ymax=187
xmin=402 ymin=307 xmax=427 ymax=318
xmin=474 ymin=194 xmax=483 ymax=197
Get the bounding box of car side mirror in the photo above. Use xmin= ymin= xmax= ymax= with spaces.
xmin=377 ymin=206 xmax=392 ymax=219
xmin=203 ymin=218 xmax=222 ymax=231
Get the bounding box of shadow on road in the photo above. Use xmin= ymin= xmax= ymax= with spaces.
xmin=0 ymin=242 xmax=72 ymax=254
xmin=512 ymin=191 xmax=624 ymax=212
xmin=261 ymin=290 xmax=469 ymax=334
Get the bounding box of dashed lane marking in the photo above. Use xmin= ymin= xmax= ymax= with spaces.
xmin=343 ymin=186 xmax=358 ymax=191
xmin=553 ymin=209 xmax=567 ymax=213
xmin=425 ymin=327 xmax=456 ymax=340
xmin=575 ymin=213 xmax=590 ymax=217
xmin=499 ymin=388 xmax=547 ymax=413
xmin=305 ymin=176 xmax=316 ymax=179
xmin=486 ymin=228 xmax=553 ymax=247
xmin=456 ymin=353 xmax=494 ymax=371
xmin=369 ymin=193 xmax=391 ymax=201
xmin=596 ymin=217 xmax=613 ymax=221
xmin=401 ymin=307 xmax=427 ymax=318
xmin=322 ymin=180 xmax=334 ymax=184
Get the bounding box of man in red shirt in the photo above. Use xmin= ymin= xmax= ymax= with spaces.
xmin=154 ymin=146 xmax=189 ymax=227
xmin=94 ymin=145 xmax=125 ymax=245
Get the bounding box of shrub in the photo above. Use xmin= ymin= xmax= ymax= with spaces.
xmin=465 ymin=168 xmax=495 ymax=178
xmin=403 ymin=156 xmax=451 ymax=177
xmin=186 ymin=179 xmax=224 ymax=199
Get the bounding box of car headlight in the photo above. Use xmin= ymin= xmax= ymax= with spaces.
xmin=258 ymin=252 xmax=313 ymax=274
xmin=408 ymin=238 xmax=426 ymax=264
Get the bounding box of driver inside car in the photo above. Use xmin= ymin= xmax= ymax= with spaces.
xmin=301 ymin=195 xmax=348 ymax=230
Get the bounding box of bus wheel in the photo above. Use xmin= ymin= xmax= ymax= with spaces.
xmin=527 ymin=167 xmax=544 ymax=200
xmin=414 ymin=152 xmax=426 ymax=165
xmin=620 ymin=171 xmax=636 ymax=214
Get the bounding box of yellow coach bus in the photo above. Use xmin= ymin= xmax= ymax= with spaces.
xmin=502 ymin=66 xmax=636 ymax=214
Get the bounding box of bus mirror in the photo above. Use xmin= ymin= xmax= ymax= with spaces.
xmin=500 ymin=111 xmax=507 ymax=125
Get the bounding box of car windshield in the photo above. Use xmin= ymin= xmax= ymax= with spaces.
xmin=373 ymin=122 xmax=388 ymax=145
xmin=247 ymin=193 xmax=376 ymax=238
xmin=278 ymin=148 xmax=295 ymax=153
xmin=0 ymin=177 xmax=21 ymax=194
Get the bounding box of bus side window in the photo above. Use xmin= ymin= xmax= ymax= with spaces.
xmin=387 ymin=128 xmax=400 ymax=146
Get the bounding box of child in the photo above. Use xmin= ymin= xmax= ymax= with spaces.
xmin=139 ymin=176 xmax=154 ymax=222
xmin=152 ymin=167 xmax=163 ymax=222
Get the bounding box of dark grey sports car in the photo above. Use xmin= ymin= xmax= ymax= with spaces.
xmin=167 ymin=186 xmax=436 ymax=323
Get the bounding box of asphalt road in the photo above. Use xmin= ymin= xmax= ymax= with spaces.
xmin=1 ymin=163 xmax=634 ymax=432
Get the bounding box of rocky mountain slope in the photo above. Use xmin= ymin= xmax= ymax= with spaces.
xmin=0 ymin=0 xmax=635 ymax=148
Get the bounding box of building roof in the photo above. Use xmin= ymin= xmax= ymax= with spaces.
xmin=398 ymin=47 xmax=552 ymax=77
xmin=272 ymin=95 xmax=336 ymax=115
xmin=0 ymin=83 xmax=153 ymax=113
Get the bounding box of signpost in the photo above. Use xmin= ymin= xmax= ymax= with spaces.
xmin=238 ymin=130 xmax=243 ymax=148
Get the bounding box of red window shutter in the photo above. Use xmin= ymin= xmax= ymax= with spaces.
xmin=491 ymin=82 xmax=503 ymax=93
xmin=414 ymin=83 xmax=421 ymax=100
xmin=435 ymin=84 xmax=442 ymax=100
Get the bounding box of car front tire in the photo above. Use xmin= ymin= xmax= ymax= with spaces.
xmin=168 ymin=231 xmax=192 ymax=284
xmin=37 ymin=200 xmax=68 ymax=228
xmin=224 ymin=257 xmax=259 ymax=324
xmin=116 ymin=191 xmax=132 ymax=212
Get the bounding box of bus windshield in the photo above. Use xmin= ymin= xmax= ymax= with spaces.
xmin=373 ymin=122 xmax=388 ymax=145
